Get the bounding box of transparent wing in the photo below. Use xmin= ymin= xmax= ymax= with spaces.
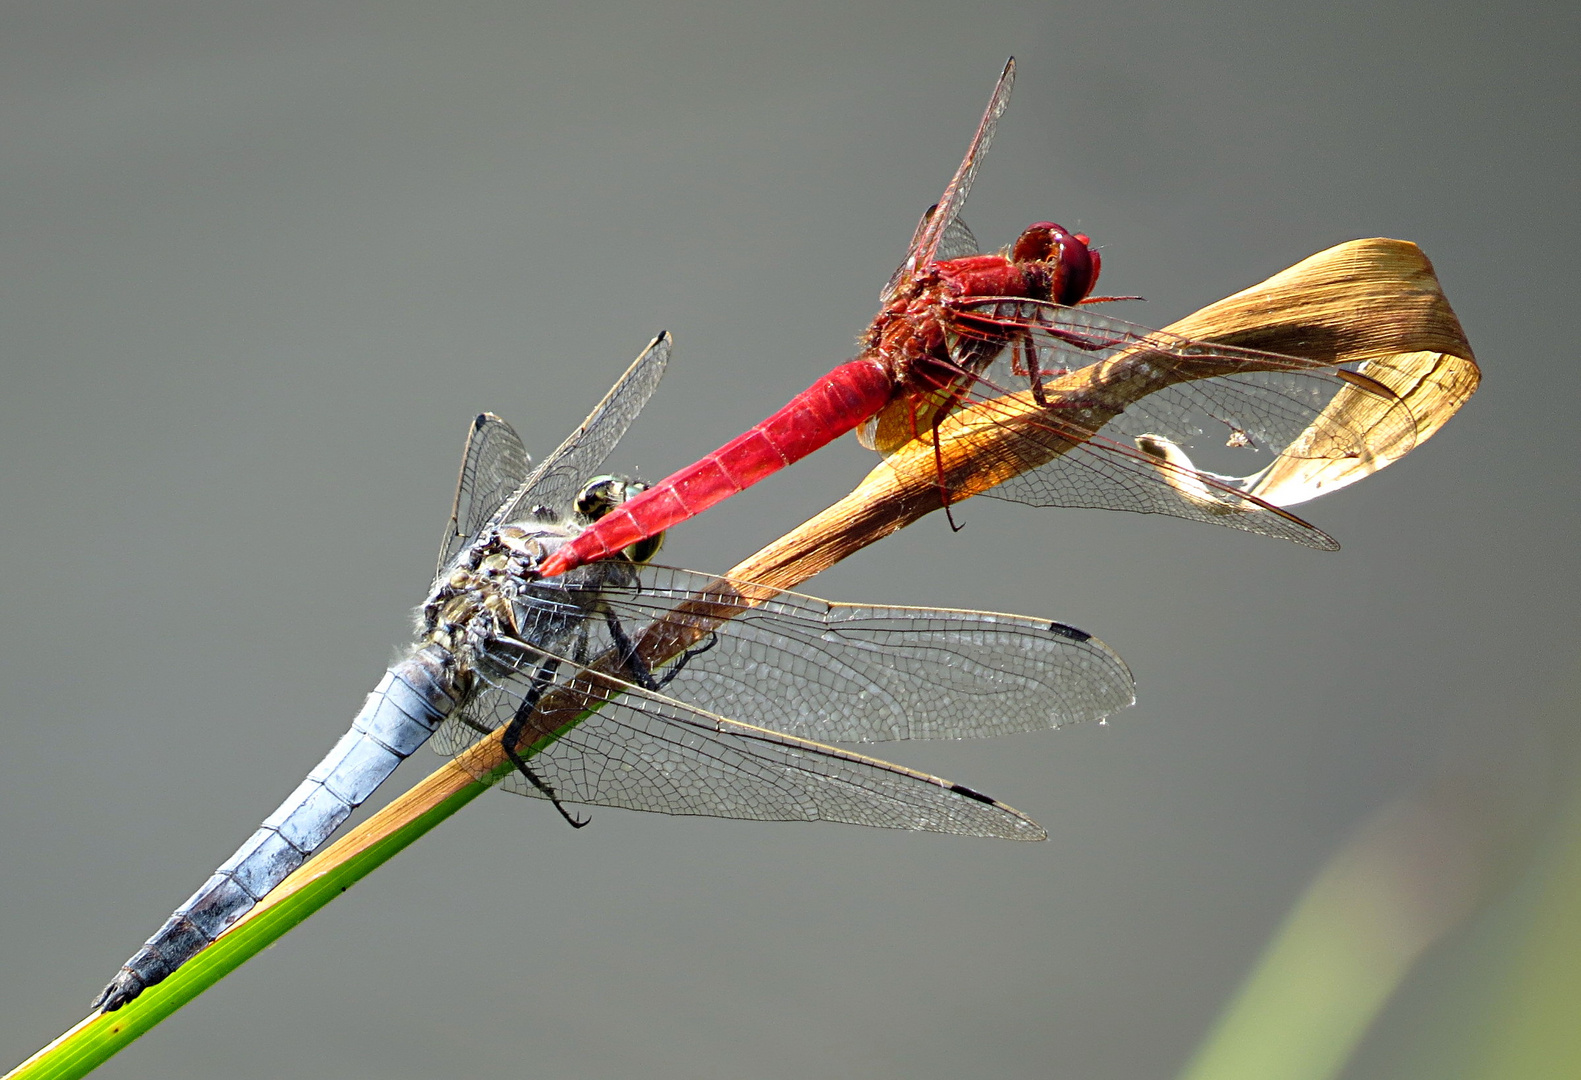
xmin=492 ymin=332 xmax=671 ymax=527
xmin=591 ymin=566 xmax=1134 ymax=742
xmin=934 ymin=216 xmax=982 ymax=262
xmin=912 ymin=298 xmax=1425 ymax=549
xmin=435 ymin=652 xmax=1046 ymax=840
xmin=435 ymin=413 xmax=532 ymax=581
xmin=884 ymin=212 xmax=984 ymax=299
xmin=881 ymin=58 xmax=1014 ymax=302
xmin=913 ymin=58 xmax=1014 ymax=268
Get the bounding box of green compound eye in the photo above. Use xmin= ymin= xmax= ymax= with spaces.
xmin=621 ymin=531 xmax=664 ymax=566
xmin=575 ymin=475 xmax=631 ymax=519
xmin=576 ymin=476 xmax=664 ymax=565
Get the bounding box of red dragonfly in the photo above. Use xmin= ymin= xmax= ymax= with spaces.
xmin=538 ymin=58 xmax=1417 ymax=578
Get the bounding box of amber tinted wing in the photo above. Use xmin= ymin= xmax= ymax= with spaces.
xmin=899 ymin=299 xmax=1424 ymax=548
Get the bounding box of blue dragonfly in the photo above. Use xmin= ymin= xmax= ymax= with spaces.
xmin=95 ymin=333 xmax=1134 ymax=1011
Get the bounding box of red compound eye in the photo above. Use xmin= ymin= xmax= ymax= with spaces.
xmin=1013 ymin=222 xmax=1100 ymax=306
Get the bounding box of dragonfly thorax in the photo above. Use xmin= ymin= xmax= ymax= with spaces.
xmin=920 ymin=224 xmax=1099 ymax=310
xmin=864 ymin=224 xmax=1101 ymax=387
xmin=420 ymin=521 xmax=640 ymax=667
xmin=422 ymin=470 xmax=662 ymax=667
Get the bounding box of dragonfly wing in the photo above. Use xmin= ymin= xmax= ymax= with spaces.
xmin=934 ymin=216 xmax=982 ymax=262
xmin=883 ymin=211 xmax=984 ymax=298
xmin=881 ymin=59 xmax=1014 ymax=302
xmin=915 ymin=58 xmax=1013 ymax=267
xmin=492 ymin=332 xmax=671 ymax=527
xmin=588 ymin=566 xmax=1134 ymax=742
xmin=931 ymin=299 xmax=1424 ymax=547
xmin=957 ymin=301 xmax=1420 ymax=457
xmin=977 ymin=427 xmax=1342 ymax=548
xmin=437 ymin=657 xmax=1046 ymax=839
xmin=434 ymin=413 xmax=532 ymax=581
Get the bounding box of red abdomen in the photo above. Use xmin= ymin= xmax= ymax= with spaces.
xmin=538 ymin=358 xmax=895 ymax=577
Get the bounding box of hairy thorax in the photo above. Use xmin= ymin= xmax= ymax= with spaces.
xmin=863 ymin=253 xmax=1049 ymax=391
xmin=419 ymin=522 xmax=639 ymax=676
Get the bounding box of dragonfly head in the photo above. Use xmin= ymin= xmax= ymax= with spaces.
xmin=576 ymin=476 xmax=665 ymax=565
xmin=1012 ymin=222 xmax=1101 ymax=307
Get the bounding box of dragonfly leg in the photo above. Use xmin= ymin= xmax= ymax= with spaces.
xmin=602 ymin=610 xmax=662 ymax=690
xmin=930 ymin=414 xmax=966 ymax=533
xmin=908 ymin=355 xmax=976 ymax=531
xmin=452 ymin=711 xmax=497 ymax=738
xmin=500 ymin=655 xmax=589 ymax=829
xmin=603 ymin=607 xmax=721 ymax=692
xmin=655 ymin=631 xmax=720 ymax=691
xmin=1023 ymin=336 xmax=1051 ymax=410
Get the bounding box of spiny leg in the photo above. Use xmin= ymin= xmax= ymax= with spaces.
xmin=656 ymin=631 xmax=720 ymax=690
xmin=920 ymin=354 xmax=979 ymax=532
xmin=1023 ymin=336 xmax=1051 ymax=409
xmin=915 ymin=395 xmax=969 ymax=534
xmin=933 ymin=418 xmax=965 ymax=533
xmin=602 ymin=609 xmax=719 ymax=692
xmin=500 ymin=655 xmax=588 ymax=829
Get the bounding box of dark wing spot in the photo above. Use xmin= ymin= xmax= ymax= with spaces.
xmin=949 ymin=783 xmax=997 ymax=805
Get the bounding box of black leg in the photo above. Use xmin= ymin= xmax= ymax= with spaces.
xmin=500 ymin=655 xmax=589 ymax=829
xmin=655 ymin=631 xmax=720 ymax=690
xmin=604 ymin=610 xmax=721 ymax=693
xmin=603 ymin=610 xmax=661 ymax=691
xmin=455 ymin=711 xmax=496 ymax=737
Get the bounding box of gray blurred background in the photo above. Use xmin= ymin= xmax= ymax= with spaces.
xmin=1 ymin=3 xmax=1574 ymax=1078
